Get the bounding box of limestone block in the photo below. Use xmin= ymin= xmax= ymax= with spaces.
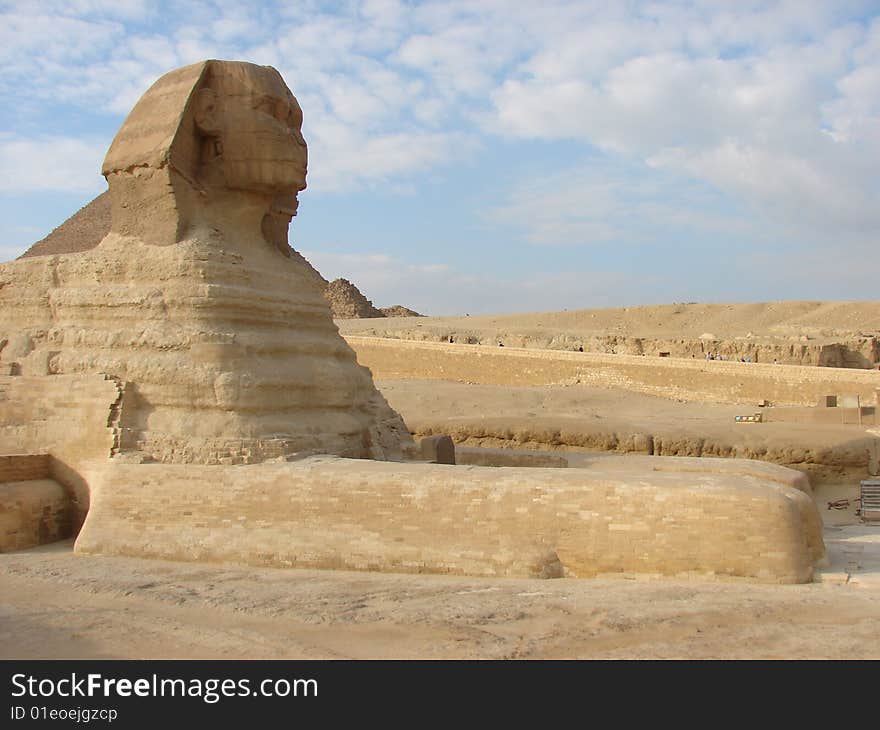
xmin=0 ymin=479 xmax=72 ymax=551
xmin=456 ymin=447 xmax=568 ymax=468
xmin=419 ymin=434 xmax=455 ymax=464
xmin=0 ymin=375 xmax=121 ymax=524
xmin=0 ymin=454 xmax=50 ymax=482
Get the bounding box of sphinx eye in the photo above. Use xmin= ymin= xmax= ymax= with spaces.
xmin=273 ymin=100 xmax=288 ymax=122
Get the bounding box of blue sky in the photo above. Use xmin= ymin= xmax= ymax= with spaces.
xmin=1 ymin=0 xmax=878 ymax=315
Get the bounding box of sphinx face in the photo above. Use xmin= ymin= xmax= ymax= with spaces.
xmin=198 ymin=63 xmax=308 ymax=196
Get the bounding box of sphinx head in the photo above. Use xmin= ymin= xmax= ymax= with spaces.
xmin=102 ymin=60 xmax=308 ymax=254
xmin=193 ymin=62 xmax=307 ymax=195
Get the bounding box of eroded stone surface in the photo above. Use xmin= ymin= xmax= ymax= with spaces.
xmin=75 ymin=457 xmax=823 ymax=583
xmin=0 ymin=61 xmax=411 ymax=464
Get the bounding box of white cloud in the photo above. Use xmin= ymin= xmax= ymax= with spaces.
xmin=304 ymin=122 xmax=476 ymax=192
xmin=486 ymin=161 xmax=756 ymax=247
xmin=301 ymin=249 xmax=453 ymax=312
xmin=0 ymin=135 xmax=108 ymax=193
xmin=647 ymin=140 xmax=880 ymax=242
xmin=300 ymin=246 xmax=668 ymax=315
xmin=487 ymin=6 xmax=880 ymax=254
xmin=0 ymin=12 xmax=123 ymax=72
xmin=23 ymin=0 xmax=153 ymax=21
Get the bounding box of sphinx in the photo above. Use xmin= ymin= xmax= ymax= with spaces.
xmin=102 ymin=60 xmax=308 ymax=256
xmin=0 ymin=61 xmax=824 ymax=583
xmin=0 ymin=61 xmax=412 ymax=474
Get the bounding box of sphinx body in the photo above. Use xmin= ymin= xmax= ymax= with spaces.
xmin=0 ymin=61 xmax=411 ymax=466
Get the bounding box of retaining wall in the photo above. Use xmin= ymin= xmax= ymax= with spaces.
xmin=345 ymin=336 xmax=880 ymax=407
xmin=76 ymin=457 xmax=823 ymax=584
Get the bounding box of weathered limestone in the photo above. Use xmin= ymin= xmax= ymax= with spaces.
xmin=0 ymin=455 xmax=72 ymax=552
xmin=0 ymin=454 xmax=51 ymax=482
xmin=325 ymin=278 xmax=384 ymax=318
xmin=0 ymin=479 xmax=71 ymax=552
xmin=335 ymin=304 xmax=880 ymax=369
xmin=869 ymin=440 xmax=880 ymax=477
xmin=419 ymin=434 xmax=456 ymax=464
xmin=0 ymin=375 xmax=120 ymax=524
xmin=75 ymin=457 xmax=822 ymax=583
xmin=0 ymin=61 xmax=411 ymax=464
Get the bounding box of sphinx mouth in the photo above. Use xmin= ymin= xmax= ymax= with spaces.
xmin=270 ymin=195 xmax=299 ymax=218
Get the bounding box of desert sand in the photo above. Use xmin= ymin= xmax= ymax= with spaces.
xmin=374 ymin=378 xmax=874 ymax=498
xmin=1 ymin=526 xmax=878 ymax=660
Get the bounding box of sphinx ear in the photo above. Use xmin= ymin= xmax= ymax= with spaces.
xmin=193 ymin=88 xmax=221 ymax=135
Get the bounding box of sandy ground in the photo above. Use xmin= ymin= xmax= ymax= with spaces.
xmin=1 ymin=529 xmax=879 ymax=660
xmin=377 ymin=378 xmax=875 ymax=504
xmin=377 ymin=378 xmax=870 ymax=448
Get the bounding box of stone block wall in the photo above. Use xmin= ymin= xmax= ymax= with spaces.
xmin=345 ymin=336 xmax=880 ymax=407
xmin=0 ymin=454 xmax=50 ymax=482
xmin=457 ymin=447 xmax=569 ymax=468
xmin=0 ymin=374 xmax=120 ymax=525
xmin=76 ymin=457 xmax=823 ymax=583
xmin=0 ymin=477 xmax=71 ymax=551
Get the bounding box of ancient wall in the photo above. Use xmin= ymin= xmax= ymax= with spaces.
xmin=345 ymin=336 xmax=880 ymax=407
xmin=0 ymin=454 xmax=71 ymax=552
xmin=76 ymin=456 xmax=823 ymax=583
xmin=0 ymin=454 xmax=50 ymax=482
xmin=0 ymin=374 xmax=120 ymax=524
xmin=455 ymin=447 xmax=817 ymax=491
xmin=0 ymin=478 xmax=72 ymax=552
xmin=337 ymin=306 xmax=880 ymax=369
xmin=457 ymin=447 xmax=569 ymax=468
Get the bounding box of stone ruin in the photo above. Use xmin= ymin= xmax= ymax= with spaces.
xmin=324 ymin=278 xmax=423 ymax=319
xmin=325 ymin=278 xmax=385 ymax=319
xmin=0 ymin=60 xmax=825 ymax=583
xmin=1 ymin=60 xmax=410 ymax=465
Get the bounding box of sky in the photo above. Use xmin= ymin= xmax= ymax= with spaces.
xmin=1 ymin=0 xmax=878 ymax=316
